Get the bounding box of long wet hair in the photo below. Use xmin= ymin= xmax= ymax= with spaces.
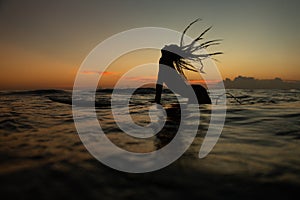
xmin=162 ymin=18 xmax=222 ymax=79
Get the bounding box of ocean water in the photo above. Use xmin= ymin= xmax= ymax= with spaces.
xmin=0 ymin=89 xmax=300 ymax=199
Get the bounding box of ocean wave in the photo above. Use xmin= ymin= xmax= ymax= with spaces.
xmin=49 ymin=96 xmax=111 ymax=108
xmin=0 ymin=118 xmax=35 ymax=133
xmin=1 ymin=89 xmax=69 ymax=96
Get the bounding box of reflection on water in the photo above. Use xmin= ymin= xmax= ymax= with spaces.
xmin=0 ymin=89 xmax=300 ymax=199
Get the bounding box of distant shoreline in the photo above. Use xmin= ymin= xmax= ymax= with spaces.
xmin=218 ymin=76 xmax=300 ymax=89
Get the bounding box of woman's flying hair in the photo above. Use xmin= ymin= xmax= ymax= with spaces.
xmin=163 ymin=18 xmax=222 ymax=78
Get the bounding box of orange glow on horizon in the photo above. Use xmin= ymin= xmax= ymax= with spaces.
xmin=1 ymin=44 xmax=299 ymax=90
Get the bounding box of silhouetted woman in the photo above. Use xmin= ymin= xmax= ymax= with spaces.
xmin=154 ymin=19 xmax=222 ymax=105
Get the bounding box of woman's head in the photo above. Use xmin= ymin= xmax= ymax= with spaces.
xmin=161 ymin=45 xmax=183 ymax=62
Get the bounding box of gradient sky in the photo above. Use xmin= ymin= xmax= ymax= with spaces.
xmin=1 ymin=0 xmax=299 ymax=89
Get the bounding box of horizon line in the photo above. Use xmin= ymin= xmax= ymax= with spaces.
xmin=1 ymin=76 xmax=299 ymax=90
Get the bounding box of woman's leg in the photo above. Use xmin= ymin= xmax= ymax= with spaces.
xmin=189 ymin=84 xmax=212 ymax=104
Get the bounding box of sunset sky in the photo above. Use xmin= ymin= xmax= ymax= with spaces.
xmin=1 ymin=0 xmax=299 ymax=89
